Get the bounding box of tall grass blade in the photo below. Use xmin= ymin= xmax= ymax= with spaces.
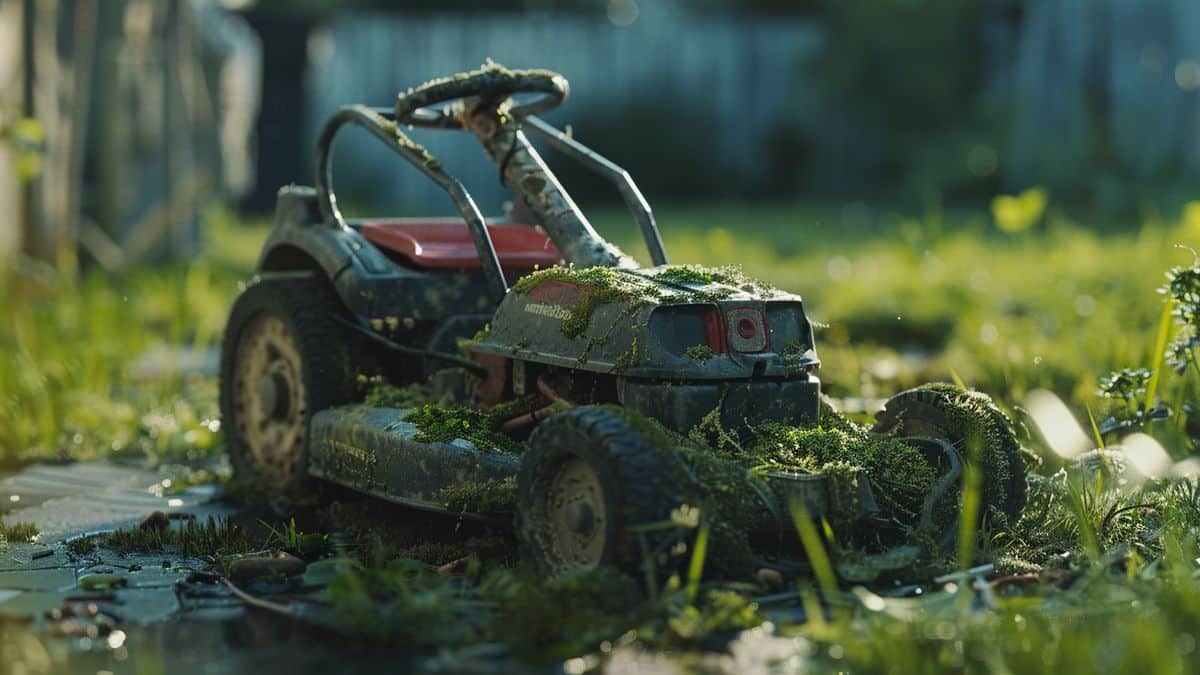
xmin=1145 ymin=298 xmax=1174 ymax=410
xmin=685 ymin=519 xmax=709 ymax=605
xmin=790 ymin=500 xmax=838 ymax=595
xmin=948 ymin=366 xmax=967 ymax=390
xmin=1086 ymin=403 xmax=1105 ymax=449
xmin=955 ymin=454 xmax=984 ymax=569
xmin=1064 ymin=479 xmax=1101 ymax=561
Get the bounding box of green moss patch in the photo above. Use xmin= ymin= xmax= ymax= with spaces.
xmin=405 ymin=403 xmax=525 ymax=453
xmin=512 ymin=265 xmax=656 ymax=339
xmin=363 ymin=381 xmax=428 ymax=408
xmin=653 ymin=264 xmax=776 ymax=296
xmin=683 ymin=344 xmax=716 ymax=362
xmin=432 ymin=476 xmax=517 ymax=515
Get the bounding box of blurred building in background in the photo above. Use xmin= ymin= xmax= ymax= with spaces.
xmin=5 ymin=0 xmax=1200 ymax=265
xmin=0 ymin=0 xmax=259 ymax=264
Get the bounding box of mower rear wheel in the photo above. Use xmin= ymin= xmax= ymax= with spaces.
xmin=872 ymin=386 xmax=1027 ymax=523
xmin=517 ymin=407 xmax=685 ymax=579
xmin=219 ymin=276 xmax=364 ymax=495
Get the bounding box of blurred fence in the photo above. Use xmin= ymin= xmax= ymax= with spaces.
xmin=303 ymin=3 xmax=821 ymax=216
xmin=0 ymin=0 xmax=259 ymax=265
xmin=1007 ymin=0 xmax=1200 ymax=199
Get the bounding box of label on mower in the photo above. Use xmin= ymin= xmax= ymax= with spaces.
xmin=524 ymin=303 xmax=573 ymax=320
xmin=523 ymin=280 xmax=592 ymax=321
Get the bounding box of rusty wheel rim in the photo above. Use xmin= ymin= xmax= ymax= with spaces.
xmin=542 ymin=457 xmax=608 ymax=571
xmin=233 ymin=313 xmax=307 ymax=483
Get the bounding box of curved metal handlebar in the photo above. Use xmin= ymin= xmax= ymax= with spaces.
xmin=314 ymin=104 xmax=508 ymax=302
xmin=394 ymin=64 xmax=569 ymax=129
xmin=522 ymin=116 xmax=668 ymax=266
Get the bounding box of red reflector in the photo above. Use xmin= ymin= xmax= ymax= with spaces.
xmin=703 ymin=308 xmax=726 ymax=353
xmin=736 ymin=317 xmax=756 ymax=339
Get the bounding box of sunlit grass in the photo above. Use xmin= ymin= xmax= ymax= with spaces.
xmin=0 ymin=217 xmax=251 ymax=463
xmin=3 ymin=201 xmax=1200 ymax=671
xmin=3 ymin=202 xmax=1194 ymax=464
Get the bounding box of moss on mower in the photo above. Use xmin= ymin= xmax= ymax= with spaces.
xmin=432 ymin=475 xmax=517 ymax=515
xmin=484 ymin=394 xmax=545 ymax=423
xmin=652 ymin=264 xmax=775 ymax=296
xmin=747 ymin=423 xmax=939 ymax=531
xmin=907 ymin=383 xmax=1024 ymax=523
xmin=614 ymin=336 xmax=641 ymax=370
xmin=654 ymin=265 xmax=719 ymax=285
xmin=612 ymin=395 xmax=951 ymax=569
xmin=363 ymin=381 xmax=428 ymax=409
xmin=512 ymin=265 xmax=656 ymax=339
xmin=405 ymin=404 xmax=524 ymax=454
xmin=600 ymin=405 xmax=774 ymax=579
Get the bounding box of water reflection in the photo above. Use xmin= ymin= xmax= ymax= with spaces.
xmin=1 ymin=611 xmax=457 ymax=675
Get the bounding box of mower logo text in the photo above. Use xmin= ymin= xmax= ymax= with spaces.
xmin=524 ymin=303 xmax=573 ymax=320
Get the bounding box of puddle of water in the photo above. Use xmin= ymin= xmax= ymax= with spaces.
xmin=1 ymin=613 xmax=550 ymax=675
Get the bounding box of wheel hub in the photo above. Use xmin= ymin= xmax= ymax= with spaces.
xmin=233 ymin=314 xmax=307 ymax=482
xmin=257 ymin=368 xmax=293 ymax=420
xmin=542 ymin=457 xmax=607 ymax=570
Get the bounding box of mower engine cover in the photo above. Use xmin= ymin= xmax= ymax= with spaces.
xmin=471 ymin=264 xmax=822 ymax=434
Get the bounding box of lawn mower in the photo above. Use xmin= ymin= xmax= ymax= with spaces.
xmin=220 ymin=63 xmax=1027 ymax=581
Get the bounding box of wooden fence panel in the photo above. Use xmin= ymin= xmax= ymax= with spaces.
xmin=304 ymin=4 xmax=821 ymax=215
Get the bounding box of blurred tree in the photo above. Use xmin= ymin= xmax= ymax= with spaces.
xmin=770 ymin=0 xmax=1022 ymax=204
xmin=804 ymin=0 xmax=1002 ymax=199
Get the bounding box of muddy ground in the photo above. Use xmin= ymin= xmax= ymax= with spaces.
xmin=0 ymin=461 xmax=804 ymax=675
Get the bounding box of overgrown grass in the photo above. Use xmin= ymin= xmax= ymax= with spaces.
xmin=6 ymin=201 xmax=1200 ymax=670
xmin=0 ymin=217 xmax=245 ymax=464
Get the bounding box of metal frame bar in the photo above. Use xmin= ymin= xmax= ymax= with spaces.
xmin=523 ymin=115 xmax=668 ymax=266
xmin=314 ymin=104 xmax=508 ymax=302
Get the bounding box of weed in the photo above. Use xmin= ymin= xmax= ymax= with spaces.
xmin=101 ymin=516 xmax=260 ymax=558
xmin=0 ymin=520 xmax=38 ymax=543
xmin=65 ymin=536 xmax=96 ymax=556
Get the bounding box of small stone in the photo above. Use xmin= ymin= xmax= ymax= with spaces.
xmin=228 ymin=551 xmax=306 ymax=581
xmin=755 ymin=568 xmax=785 ymax=592
xmin=78 ymin=573 xmax=127 ymax=591
xmin=140 ymin=511 xmax=170 ymax=531
xmin=436 ymin=556 xmax=471 ymax=576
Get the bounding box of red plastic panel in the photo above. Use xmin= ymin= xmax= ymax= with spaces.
xmin=358 ymin=219 xmax=562 ymax=270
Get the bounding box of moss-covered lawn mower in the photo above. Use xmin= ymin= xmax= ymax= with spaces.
xmin=220 ymin=64 xmax=1027 ymax=583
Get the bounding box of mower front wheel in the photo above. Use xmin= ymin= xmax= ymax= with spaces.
xmin=516 ymin=407 xmax=685 ymax=580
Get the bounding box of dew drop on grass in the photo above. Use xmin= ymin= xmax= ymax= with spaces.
xmin=1074 ymin=294 xmax=1096 ymax=317
xmin=826 ymin=256 xmax=852 ymax=281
